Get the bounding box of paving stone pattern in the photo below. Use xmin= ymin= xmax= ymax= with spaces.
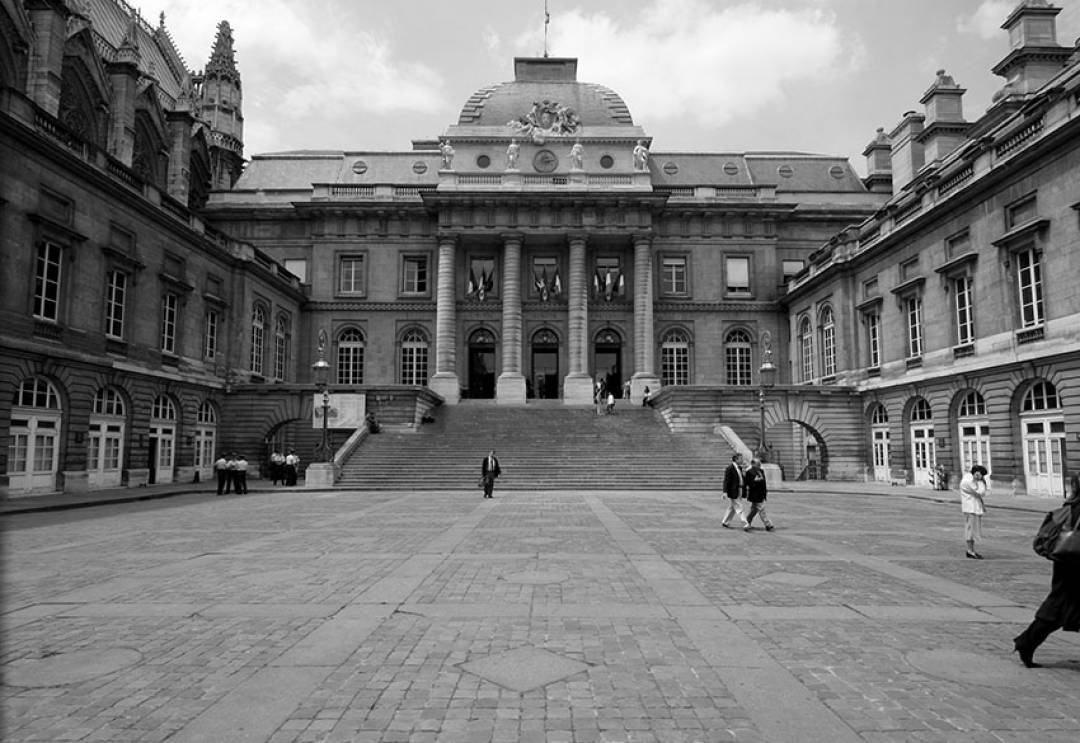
xmin=3 ymin=488 xmax=1079 ymax=742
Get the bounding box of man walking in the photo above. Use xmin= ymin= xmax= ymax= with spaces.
xmin=720 ymin=453 xmax=749 ymax=528
xmin=481 ymin=450 xmax=501 ymax=499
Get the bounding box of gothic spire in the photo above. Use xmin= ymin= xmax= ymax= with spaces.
xmin=206 ymin=20 xmax=240 ymax=84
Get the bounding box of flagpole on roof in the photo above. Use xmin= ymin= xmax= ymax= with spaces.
xmin=543 ymin=0 xmax=550 ymax=58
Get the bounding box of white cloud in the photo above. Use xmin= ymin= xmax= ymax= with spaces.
xmin=157 ymin=0 xmax=446 ymax=150
xmin=957 ymin=1 xmax=1015 ymax=39
xmin=515 ymin=0 xmax=854 ymax=129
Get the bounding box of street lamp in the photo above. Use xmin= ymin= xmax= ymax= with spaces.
xmin=312 ymin=330 xmax=332 ymax=463
xmin=757 ymin=331 xmax=777 ymax=461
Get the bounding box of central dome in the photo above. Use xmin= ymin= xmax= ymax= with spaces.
xmin=457 ymin=58 xmax=635 ymax=129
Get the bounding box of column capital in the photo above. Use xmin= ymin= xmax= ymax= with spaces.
xmin=436 ymin=231 xmax=459 ymax=247
xmin=566 ymin=232 xmax=588 ymax=247
xmin=500 ymin=231 xmax=525 ymax=246
xmin=631 ymin=232 xmax=654 ymax=247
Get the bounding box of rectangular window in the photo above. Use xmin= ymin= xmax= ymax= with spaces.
xmin=953 ymin=275 xmax=974 ymax=345
xmin=781 ymin=260 xmax=804 ymax=283
xmin=1007 ymin=195 xmax=1037 ymax=228
xmin=104 ymin=270 xmax=127 ymax=339
xmin=402 ymin=256 xmax=429 ymax=294
xmin=594 ymin=256 xmax=622 ymax=298
xmin=661 ymin=345 xmax=689 ymax=386
xmin=283 ymin=259 xmax=308 ymax=283
xmin=1016 ymin=246 xmax=1043 ymax=328
xmin=531 ymin=256 xmax=559 ymax=297
xmin=339 ymin=256 xmax=365 ymax=295
xmin=661 ymin=256 xmax=687 ymax=295
xmin=725 ymin=345 xmax=752 ymax=386
xmin=863 ymin=278 xmax=878 ymax=298
xmin=800 ymin=330 xmax=814 ymax=381
xmin=401 ymin=343 xmax=429 ymax=386
xmin=274 ymin=324 xmax=288 ymax=380
xmin=33 ymin=242 xmax=63 ymax=321
xmin=900 ymin=257 xmax=919 ymax=281
xmin=867 ymin=313 xmax=881 ymax=368
xmin=204 ymin=310 xmax=219 ymax=360
xmin=726 ymin=257 xmax=750 ymax=294
xmin=161 ymin=293 xmax=178 ymax=354
xmin=906 ymin=296 xmax=923 ymax=358
xmin=469 ymin=257 xmax=497 ymax=298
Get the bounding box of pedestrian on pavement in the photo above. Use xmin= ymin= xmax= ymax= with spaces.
xmin=270 ymin=450 xmax=285 ymax=485
xmin=284 ymin=449 xmax=299 ymax=486
xmin=1013 ymin=474 xmax=1080 ymax=668
xmin=623 ymin=379 xmax=632 ymax=403
xmin=214 ymin=452 xmax=231 ymax=495
xmin=234 ymin=453 xmax=249 ymax=494
xmin=606 ymin=391 xmax=616 ymax=415
xmin=481 ymin=450 xmax=501 ymax=498
xmin=744 ymin=458 xmax=774 ymax=531
xmin=960 ymin=464 xmax=989 ymax=559
xmin=721 ymin=453 xmax=749 ymax=528
xmin=642 ymin=386 xmax=650 ymax=407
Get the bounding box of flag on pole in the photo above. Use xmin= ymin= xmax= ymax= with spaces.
xmin=552 ymin=268 xmax=562 ymax=297
xmin=467 ymin=268 xmax=479 ymax=296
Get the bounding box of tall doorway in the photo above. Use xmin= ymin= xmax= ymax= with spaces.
xmin=594 ymin=328 xmax=623 ymax=397
xmin=530 ymin=328 xmax=560 ymax=399
xmin=467 ymin=328 xmax=496 ymax=399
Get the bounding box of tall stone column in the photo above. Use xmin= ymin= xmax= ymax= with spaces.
xmin=564 ymin=233 xmax=593 ymax=404
xmin=496 ymin=232 xmax=526 ymax=404
xmin=430 ymin=233 xmax=460 ymax=403
xmin=632 ymin=233 xmax=660 ymax=400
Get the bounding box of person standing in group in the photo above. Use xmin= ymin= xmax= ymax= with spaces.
xmin=214 ymin=452 xmax=231 ymax=496
xmin=234 ymin=453 xmax=249 ymax=494
xmin=720 ymin=453 xmax=749 ymax=528
xmin=481 ymin=450 xmax=501 ymax=499
xmin=960 ymin=464 xmax=989 ymax=558
xmin=284 ymin=449 xmax=299 ymax=486
xmin=1013 ymin=475 xmax=1080 ymax=668
xmin=270 ymin=450 xmax=285 ymax=485
xmin=743 ymin=458 xmax=774 ymax=532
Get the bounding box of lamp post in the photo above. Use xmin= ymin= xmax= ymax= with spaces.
xmin=312 ymin=330 xmax=332 ymax=463
xmin=757 ymin=331 xmax=777 ymax=461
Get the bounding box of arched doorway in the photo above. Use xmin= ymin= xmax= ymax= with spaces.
xmin=149 ymin=395 xmax=178 ymax=484
xmin=89 ymin=386 xmax=126 ymax=488
xmin=908 ymin=397 xmax=936 ymax=487
xmin=9 ymin=377 xmax=63 ymax=494
xmin=467 ymin=328 xmax=496 ymax=399
xmin=193 ymin=401 xmax=218 ymax=482
xmin=594 ymin=328 xmax=623 ymax=398
xmin=870 ymin=404 xmax=891 ymax=482
xmin=1020 ymin=380 xmax=1065 ymax=497
xmin=530 ymin=328 xmax=560 ymax=399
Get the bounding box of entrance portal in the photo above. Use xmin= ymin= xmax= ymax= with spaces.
xmin=467 ymin=329 xmax=496 ymax=399
xmin=594 ymin=329 xmax=623 ymax=398
xmin=530 ymin=328 xmax=560 ymax=399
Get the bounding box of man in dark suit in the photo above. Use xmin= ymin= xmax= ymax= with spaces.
xmin=721 ymin=453 xmax=749 ymax=528
xmin=481 ymin=450 xmax=501 ymax=498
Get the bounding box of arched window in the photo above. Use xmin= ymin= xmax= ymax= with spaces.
xmin=194 ymin=401 xmax=218 ymax=476
xmin=871 ymin=405 xmax=889 ymax=425
xmin=273 ymin=314 xmax=290 ymax=380
xmin=93 ymin=387 xmax=125 ymax=417
xmin=799 ymin=316 xmax=814 ymax=382
xmin=661 ymin=329 xmax=690 ymax=386
xmin=958 ymin=391 xmax=987 ymax=417
xmin=819 ymin=306 xmax=836 ymax=378
xmin=911 ymin=398 xmax=933 ymax=422
xmin=724 ymin=329 xmax=752 ymax=386
xmin=89 ymin=387 xmax=126 ymax=488
xmin=16 ymin=378 xmax=61 ymax=409
xmin=1022 ymin=381 xmax=1060 ymax=411
xmin=152 ymin=396 xmax=177 ymax=421
xmin=337 ymin=328 xmax=365 ymax=385
xmin=250 ymin=305 xmax=266 ymax=375
xmin=401 ymin=328 xmax=429 ymax=386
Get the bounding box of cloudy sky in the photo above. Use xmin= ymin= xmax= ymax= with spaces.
xmin=155 ymin=0 xmax=1080 ymax=175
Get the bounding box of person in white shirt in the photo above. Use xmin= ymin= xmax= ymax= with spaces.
xmin=959 ymin=464 xmax=989 ymax=559
xmin=284 ymin=449 xmax=299 ymax=486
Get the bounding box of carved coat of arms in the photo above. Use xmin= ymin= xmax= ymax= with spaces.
xmin=508 ymin=99 xmax=582 ymax=144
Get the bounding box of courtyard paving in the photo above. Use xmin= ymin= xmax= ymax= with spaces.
xmin=2 ymin=486 xmax=1078 ymax=742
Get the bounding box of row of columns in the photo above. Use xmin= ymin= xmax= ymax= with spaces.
xmin=429 ymin=232 xmax=661 ymax=405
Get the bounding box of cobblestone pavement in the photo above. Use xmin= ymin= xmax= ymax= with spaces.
xmin=2 ymin=488 xmax=1078 ymax=742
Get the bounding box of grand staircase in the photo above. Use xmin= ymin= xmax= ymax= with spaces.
xmin=336 ymin=402 xmax=734 ymax=490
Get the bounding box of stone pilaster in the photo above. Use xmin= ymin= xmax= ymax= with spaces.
xmin=26 ymin=1 xmax=70 ymax=117
xmin=632 ymin=233 xmax=660 ymax=399
xmin=430 ymin=234 xmax=460 ymax=403
xmin=564 ymin=233 xmax=593 ymax=404
xmin=496 ymin=232 xmax=526 ymax=404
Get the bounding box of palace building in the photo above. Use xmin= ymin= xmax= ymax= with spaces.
xmin=2 ymin=0 xmax=1078 ymax=498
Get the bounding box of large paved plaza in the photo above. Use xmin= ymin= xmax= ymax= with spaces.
xmin=3 ymin=486 xmax=1079 ymax=743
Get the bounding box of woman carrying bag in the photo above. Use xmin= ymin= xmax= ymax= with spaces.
xmin=1013 ymin=474 xmax=1080 ymax=668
